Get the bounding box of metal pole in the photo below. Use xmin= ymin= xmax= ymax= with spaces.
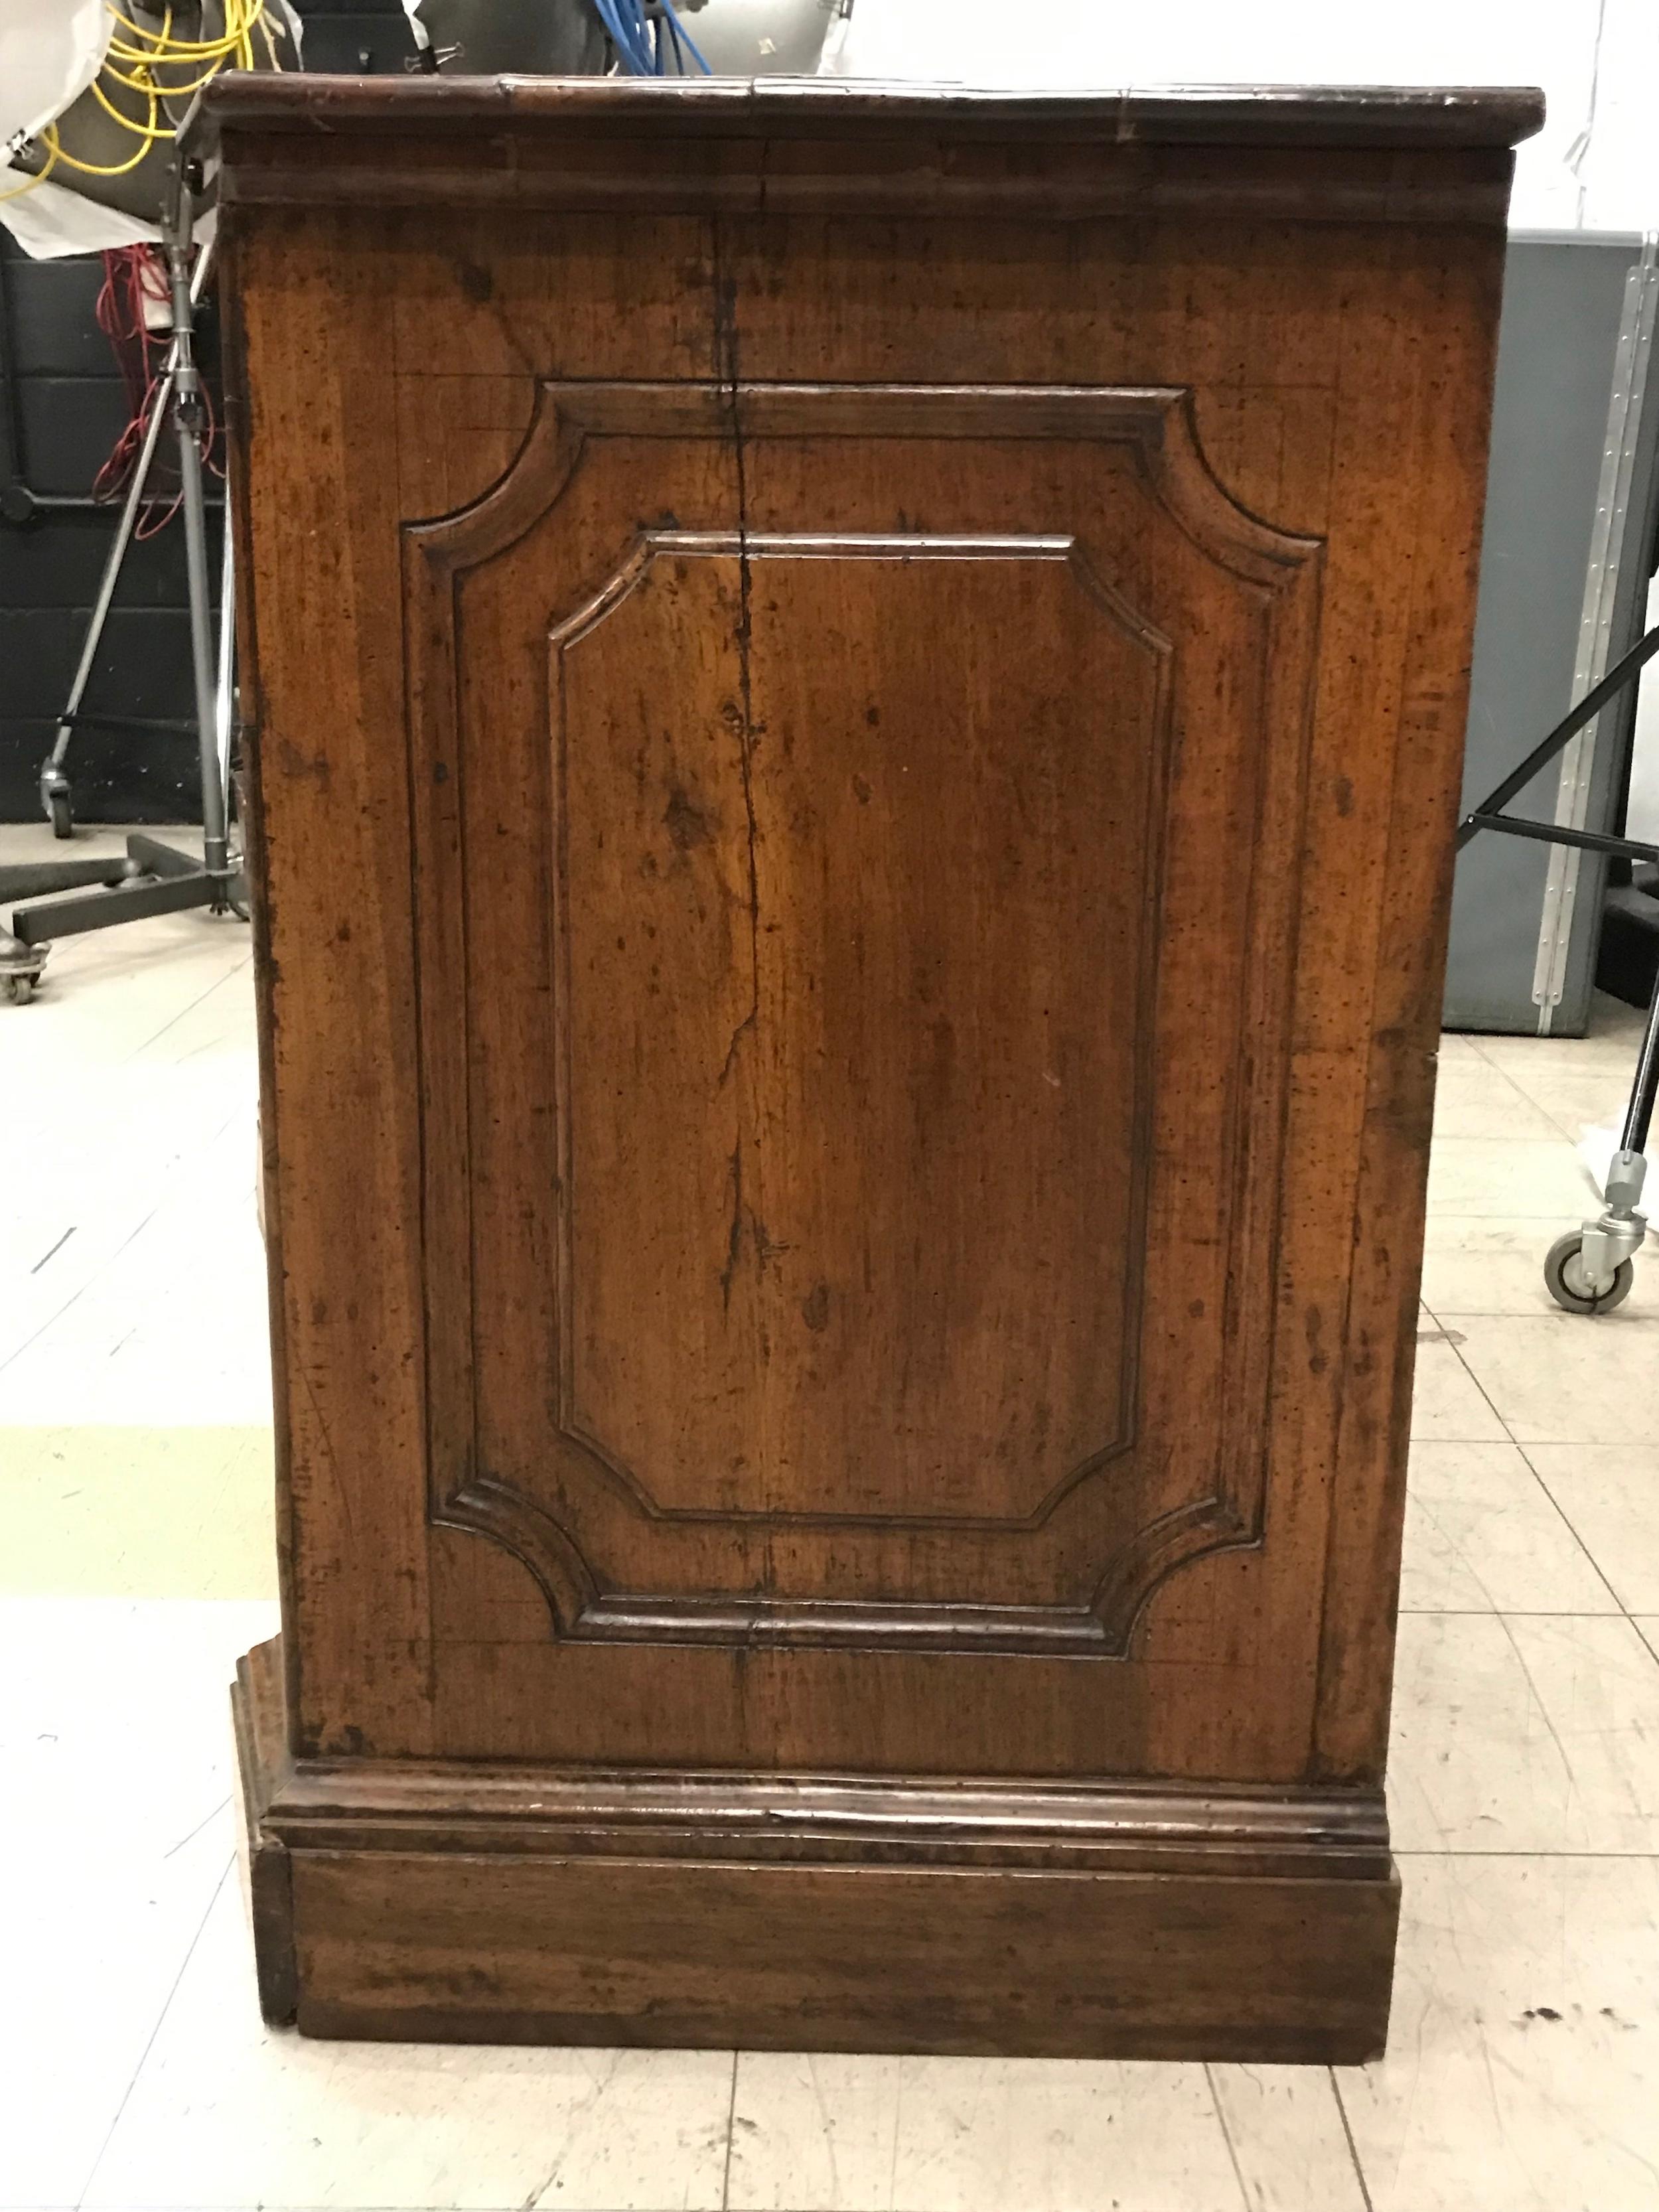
xmin=1457 ymin=619 xmax=1659 ymax=849
xmin=163 ymin=165 xmax=230 ymax=895
xmin=1463 ymin=812 xmax=1659 ymax=867
xmin=41 ymin=370 xmax=175 ymax=811
xmin=214 ymin=483 xmax=236 ymax=802
xmin=1621 ymin=982 xmax=1659 ymax=1155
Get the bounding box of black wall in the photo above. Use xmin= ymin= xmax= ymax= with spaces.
xmin=284 ymin=2 xmax=418 ymax=75
xmin=0 ymin=1 xmax=414 ymax=824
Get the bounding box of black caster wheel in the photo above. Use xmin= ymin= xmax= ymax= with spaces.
xmin=1544 ymin=1230 xmax=1634 ymax=1315
xmin=46 ymin=788 xmax=72 ymax=840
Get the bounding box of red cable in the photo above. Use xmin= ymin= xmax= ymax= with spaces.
xmin=92 ymin=242 xmax=219 ymax=528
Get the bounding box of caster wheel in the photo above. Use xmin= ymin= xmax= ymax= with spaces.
xmin=46 ymin=788 xmax=72 ymax=840
xmin=1544 ymin=1230 xmax=1634 ymax=1315
xmin=4 ymin=974 xmax=38 ymax=1005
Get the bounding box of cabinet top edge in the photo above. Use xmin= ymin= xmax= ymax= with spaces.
xmin=205 ymin=74 xmax=1545 ymax=153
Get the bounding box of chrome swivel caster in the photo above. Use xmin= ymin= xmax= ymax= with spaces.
xmin=1544 ymin=1147 xmax=1646 ymax=1315
xmin=0 ymin=930 xmax=47 ymax=1005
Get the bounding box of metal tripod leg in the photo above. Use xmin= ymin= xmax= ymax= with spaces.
xmin=163 ymin=170 xmax=234 ymax=907
xmin=214 ymin=484 xmax=236 ymax=802
xmin=210 ymin=471 xmax=246 ymax=916
xmin=39 ymin=240 xmax=216 ymax=840
xmin=40 ymin=372 xmax=173 ymax=837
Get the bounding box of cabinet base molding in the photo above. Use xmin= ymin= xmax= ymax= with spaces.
xmin=234 ymin=1639 xmax=1398 ymax=2060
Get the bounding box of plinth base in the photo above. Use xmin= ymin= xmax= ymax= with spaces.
xmin=234 ymin=1639 xmax=1398 ymax=2060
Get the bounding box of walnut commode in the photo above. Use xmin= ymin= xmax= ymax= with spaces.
xmin=216 ymin=74 xmax=1542 ymax=2057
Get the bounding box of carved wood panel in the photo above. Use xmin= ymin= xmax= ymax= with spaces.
xmin=403 ymin=381 xmax=1323 ymax=1655
xmin=555 ymin=530 xmax=1159 ymax=1525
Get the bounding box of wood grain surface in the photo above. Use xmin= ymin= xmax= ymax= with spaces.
xmin=220 ymin=76 xmax=1532 ymax=2054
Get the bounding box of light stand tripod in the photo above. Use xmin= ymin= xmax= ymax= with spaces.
xmin=0 ymin=157 xmax=246 ymax=1004
xmin=36 ymin=238 xmax=217 ymax=843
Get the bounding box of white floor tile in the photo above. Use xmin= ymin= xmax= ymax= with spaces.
xmin=1425 ymin=1138 xmax=1599 ymax=1218
xmin=0 ymin=849 xmax=264 ymax=1428
xmin=1430 ymin=1057 xmax=1563 ymax=1142
xmin=5 ymin=924 xmax=253 ymax=1096
xmin=1 ymin=1426 xmax=278 ymax=1599
xmin=1400 ymin=1441 xmax=1617 ymax=1613
xmin=1419 ymin=1216 xmax=1657 ymax=1319
xmin=1206 ymin=2065 xmax=1368 ymax=2211
xmin=0 ymin=1846 xmax=232 ymax=2210
xmin=0 ymin=1103 xmax=270 ymax=1424
xmin=0 ymin=1086 xmax=252 ymax=1346
xmin=0 ymin=1597 xmax=278 ymax=1874
xmin=1477 ymin=1026 xmax=1654 ymax=1150
xmin=727 ymin=2050 xmax=1246 ymax=2212
xmin=0 ymin=1597 xmax=277 ymax=2209
xmin=1408 ymin=1334 xmax=1507 ymax=1442
xmin=1524 ymin=1446 xmax=1659 ymax=1615
xmin=1469 ymin=991 xmax=1649 ymax=1069
xmin=82 ymin=1882 xmax=735 ymax=2212
xmin=1490 ymin=1058 xmax=1650 ymax=1145
xmin=1388 ymin=1613 xmax=1659 ymax=1854
xmin=1342 ymin=1855 xmax=1659 ymax=2212
xmin=1453 ymin=1316 xmax=1659 ymax=1445
xmin=0 ymin=1337 xmax=274 ymax=1426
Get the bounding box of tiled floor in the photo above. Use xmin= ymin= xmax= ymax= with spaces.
xmin=5 ymin=826 xmax=1659 ymax=2211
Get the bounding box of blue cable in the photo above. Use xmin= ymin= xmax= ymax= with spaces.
xmin=589 ymin=0 xmax=648 ymax=72
xmin=624 ymin=0 xmax=654 ymax=71
xmin=657 ymin=0 xmax=710 ymax=72
xmin=588 ymin=0 xmax=709 ymax=76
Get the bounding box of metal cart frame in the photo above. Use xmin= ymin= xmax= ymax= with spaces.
xmin=1458 ymin=617 xmax=1659 ymax=1311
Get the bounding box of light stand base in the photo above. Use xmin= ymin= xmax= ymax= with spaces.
xmin=0 ymin=833 xmax=247 ymax=991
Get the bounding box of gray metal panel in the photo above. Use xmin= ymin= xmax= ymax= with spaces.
xmin=1530 ymin=241 xmax=1659 ymax=1027
xmin=1550 ymin=275 xmax=1659 ymax=1028
xmin=1445 ymin=236 xmax=1647 ymax=1032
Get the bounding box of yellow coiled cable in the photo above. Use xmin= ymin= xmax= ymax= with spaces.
xmin=1 ymin=2 xmax=271 ymax=202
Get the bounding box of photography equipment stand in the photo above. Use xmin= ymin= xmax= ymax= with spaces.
xmin=37 ymin=240 xmax=217 ymax=840
xmin=1457 ymin=618 xmax=1659 ymax=1311
xmin=0 ymin=159 xmax=245 ymax=1005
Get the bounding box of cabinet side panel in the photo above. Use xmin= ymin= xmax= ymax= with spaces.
xmin=1313 ymin=223 xmax=1510 ymax=1777
xmin=714 ymin=197 xmax=1507 ymax=1787
xmin=233 ymin=177 xmax=1509 ymax=1785
xmin=233 ymin=217 xmax=433 ymax=1756
xmin=232 ymin=208 xmax=721 ymax=1757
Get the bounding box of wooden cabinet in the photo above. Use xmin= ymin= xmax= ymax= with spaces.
xmin=218 ymin=75 xmax=1540 ymax=2058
